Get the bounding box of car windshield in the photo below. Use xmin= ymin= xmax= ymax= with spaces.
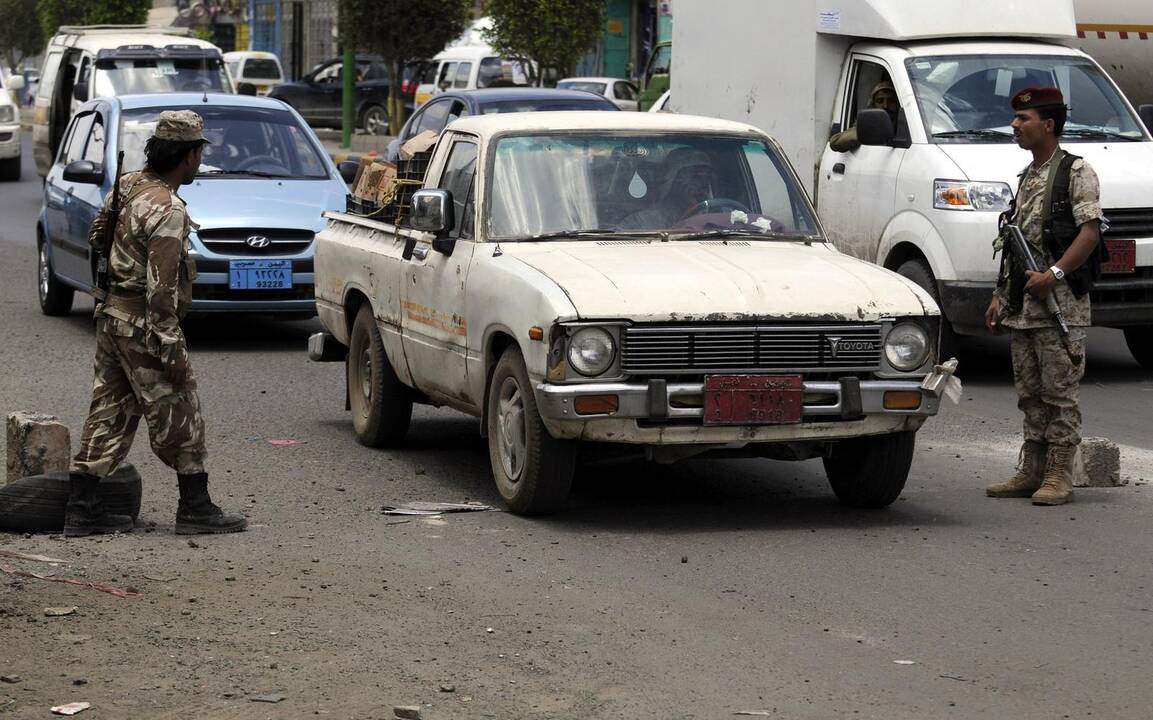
xmin=94 ymin=57 xmax=231 ymax=95
xmin=479 ymin=99 xmax=614 ymax=114
xmin=488 ymin=133 xmax=822 ymax=241
xmin=905 ymin=54 xmax=1146 ymax=142
xmin=558 ymin=81 xmax=607 ymax=95
xmin=119 ymin=105 xmax=330 ymax=179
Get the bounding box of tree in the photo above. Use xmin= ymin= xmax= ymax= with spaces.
xmin=0 ymin=0 xmax=43 ymax=72
xmin=484 ymin=0 xmax=606 ymax=84
xmin=36 ymin=0 xmax=152 ymax=40
xmin=340 ymin=0 xmax=472 ymax=135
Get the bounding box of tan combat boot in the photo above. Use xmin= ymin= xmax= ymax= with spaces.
xmin=986 ymin=440 xmax=1047 ymax=497
xmin=1032 ymin=444 xmax=1075 ymax=506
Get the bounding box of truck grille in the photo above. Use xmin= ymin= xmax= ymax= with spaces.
xmin=620 ymin=324 xmax=884 ymax=374
xmin=196 ymin=228 xmax=315 ymax=256
xmin=1102 ymin=208 xmax=1153 ymax=240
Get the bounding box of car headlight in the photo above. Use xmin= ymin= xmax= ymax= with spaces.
xmin=884 ymin=322 xmax=930 ymax=372
xmin=0 ymin=106 xmax=14 ymax=124
xmin=567 ymin=327 xmax=616 ymax=376
xmin=933 ymin=180 xmax=1013 ymax=211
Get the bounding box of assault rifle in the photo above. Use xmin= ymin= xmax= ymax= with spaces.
xmin=1001 ymin=222 xmax=1080 ymax=363
xmin=93 ymin=150 xmax=125 ymax=298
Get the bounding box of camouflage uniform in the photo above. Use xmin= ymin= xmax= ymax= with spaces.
xmin=996 ymin=151 xmax=1103 ymax=446
xmin=72 ymin=161 xmax=204 ymax=478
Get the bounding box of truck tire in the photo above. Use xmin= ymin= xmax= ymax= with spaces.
xmin=38 ymin=238 xmax=74 ymax=316
xmin=1123 ymin=325 xmax=1153 ymax=370
xmin=0 ymin=156 xmax=20 ymax=182
xmin=822 ymin=431 xmax=916 ymax=508
xmin=896 ymin=258 xmax=958 ymax=361
xmin=0 ymin=464 xmax=142 ymax=532
xmin=486 ymin=346 xmax=576 ymax=515
xmin=347 ymin=304 xmax=412 ymax=447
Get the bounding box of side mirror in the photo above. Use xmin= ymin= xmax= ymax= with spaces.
xmin=410 ymin=188 xmax=454 ymax=235
xmin=237 ymin=82 xmax=257 ymax=96
xmin=337 ymin=160 xmax=359 ymax=185
xmin=1139 ymin=104 xmax=1153 ymax=134
xmin=72 ymin=83 xmax=89 ymax=103
xmin=8 ymin=76 xmax=24 ymax=91
xmin=857 ymin=108 xmax=895 ymax=146
xmin=62 ymin=159 xmax=104 ymax=184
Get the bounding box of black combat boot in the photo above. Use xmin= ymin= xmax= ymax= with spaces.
xmin=175 ymin=472 xmax=248 ymax=534
xmin=63 ymin=472 xmax=134 ymax=538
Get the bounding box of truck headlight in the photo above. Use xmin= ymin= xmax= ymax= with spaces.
xmin=567 ymin=327 xmax=616 ymax=376
xmin=884 ymin=322 xmax=930 ymax=372
xmin=933 ymin=180 xmax=1013 ymax=211
xmin=0 ymin=106 xmax=14 ymax=124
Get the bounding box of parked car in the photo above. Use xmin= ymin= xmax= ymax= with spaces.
xmin=268 ymin=55 xmax=392 ymax=134
xmin=33 ymin=25 xmax=231 ymax=177
xmin=557 ymin=76 xmax=639 ymax=111
xmin=223 ymin=51 xmax=285 ymax=96
xmin=413 ymin=44 xmax=535 ymax=109
xmin=37 ymin=93 xmax=347 ymax=317
xmin=385 ymin=88 xmax=618 ymax=161
xmin=0 ymin=71 xmax=23 ymax=181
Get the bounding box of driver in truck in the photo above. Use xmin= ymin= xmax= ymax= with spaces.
xmin=829 ymin=78 xmax=899 ymax=153
xmin=620 ymin=148 xmax=718 ymax=229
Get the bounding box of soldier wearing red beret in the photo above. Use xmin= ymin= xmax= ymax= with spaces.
xmin=984 ymin=86 xmax=1104 ymax=506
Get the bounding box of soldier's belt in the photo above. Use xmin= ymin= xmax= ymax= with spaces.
xmin=105 ymin=290 xmax=146 ymax=315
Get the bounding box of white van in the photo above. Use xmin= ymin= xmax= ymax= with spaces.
xmin=676 ymin=0 xmax=1153 ymax=368
xmin=33 ymin=25 xmax=232 ymax=176
xmin=0 ymin=71 xmax=24 ymax=181
xmin=223 ymin=51 xmax=285 ymax=95
xmin=413 ymin=44 xmax=534 ymax=109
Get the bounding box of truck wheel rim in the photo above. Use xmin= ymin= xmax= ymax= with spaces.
xmin=38 ymin=246 xmax=49 ymax=300
xmin=359 ymin=345 xmax=372 ymax=409
xmin=497 ymin=376 xmax=526 ymax=481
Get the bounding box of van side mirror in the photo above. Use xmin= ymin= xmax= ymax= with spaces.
xmin=8 ymin=75 xmax=24 ymax=91
xmin=1139 ymin=104 xmax=1153 ymax=134
xmin=857 ymin=108 xmax=895 ymax=146
xmin=72 ymin=83 xmax=89 ymax=103
xmin=63 ymin=160 xmax=104 ymax=184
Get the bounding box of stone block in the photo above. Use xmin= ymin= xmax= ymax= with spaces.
xmin=1072 ymin=437 xmax=1123 ymax=488
xmin=6 ymin=412 xmax=71 ymax=484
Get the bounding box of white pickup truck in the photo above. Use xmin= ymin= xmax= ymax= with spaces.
xmin=309 ymin=112 xmax=956 ymax=514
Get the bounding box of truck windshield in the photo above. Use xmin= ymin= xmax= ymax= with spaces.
xmin=94 ymin=57 xmax=231 ymax=96
xmin=488 ymin=133 xmax=822 ymax=241
xmin=906 ymin=54 xmax=1145 ymax=143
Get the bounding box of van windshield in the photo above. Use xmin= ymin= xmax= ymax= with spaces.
xmin=487 ymin=133 xmax=822 ymax=241
xmin=94 ymin=57 xmax=231 ymax=96
xmin=905 ymin=54 xmax=1145 ymax=143
xmin=242 ymin=59 xmax=281 ymax=80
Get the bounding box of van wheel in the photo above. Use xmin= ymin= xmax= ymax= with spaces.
xmin=823 ymin=431 xmax=916 ymax=508
xmin=1123 ymin=326 xmax=1153 ymax=369
xmin=486 ymin=346 xmax=576 ymax=515
xmin=896 ymin=258 xmax=958 ymax=360
xmin=38 ymin=238 xmax=74 ymax=316
xmin=347 ymin=305 xmax=412 ymax=447
xmin=360 ymin=105 xmax=389 ymax=135
xmin=0 ymin=156 xmax=20 ymax=182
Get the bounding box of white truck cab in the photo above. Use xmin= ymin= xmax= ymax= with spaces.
xmin=675 ymin=0 xmax=1153 ymax=367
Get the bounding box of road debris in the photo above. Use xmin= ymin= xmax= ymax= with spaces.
xmin=0 ymin=550 xmax=69 ymax=564
xmin=1 ymin=564 xmax=139 ymax=598
xmin=55 ymin=633 xmax=92 ymax=644
xmin=44 ymin=606 xmax=77 ymax=617
xmin=381 ymin=501 xmax=493 ymax=516
xmin=250 ymin=693 xmax=287 ymax=703
xmin=893 ymin=660 xmax=916 ymax=665
xmin=939 ymin=673 xmax=970 ymax=682
xmin=439 ymin=683 xmax=455 ymax=693
xmin=733 ymin=712 xmax=773 ymax=717
xmin=141 ymin=574 xmax=177 ymax=582
xmin=0 ymin=675 xmax=20 ymax=684
xmin=267 ymin=439 xmax=305 ymax=446
xmin=50 ymin=701 xmax=91 ymax=715
xmin=393 ymin=706 xmax=422 ymax=719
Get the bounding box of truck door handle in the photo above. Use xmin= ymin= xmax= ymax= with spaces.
xmin=411 ymin=244 xmax=429 ymax=261
xmin=832 ymin=162 xmax=846 ymax=175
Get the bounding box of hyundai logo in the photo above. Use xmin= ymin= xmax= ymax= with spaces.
xmin=245 ymin=235 xmax=271 ymax=249
xmin=827 ymin=336 xmax=875 ymax=359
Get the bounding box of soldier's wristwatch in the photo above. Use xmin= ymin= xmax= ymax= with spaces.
xmin=1050 ymin=265 xmax=1065 ymax=280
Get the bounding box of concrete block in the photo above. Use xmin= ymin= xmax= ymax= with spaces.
xmin=5 ymin=412 xmax=71 ymax=484
xmin=1072 ymin=437 xmax=1123 ymax=488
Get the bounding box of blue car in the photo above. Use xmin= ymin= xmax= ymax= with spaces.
xmin=37 ymin=92 xmax=347 ymax=317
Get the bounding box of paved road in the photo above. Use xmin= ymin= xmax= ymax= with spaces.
xmin=2 ymin=132 xmax=1152 ymax=719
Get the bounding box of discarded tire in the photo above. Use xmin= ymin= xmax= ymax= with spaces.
xmin=0 ymin=464 xmax=142 ymax=532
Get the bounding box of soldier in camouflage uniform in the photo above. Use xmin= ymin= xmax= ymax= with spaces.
xmin=985 ymin=87 xmax=1104 ymax=506
xmin=66 ymin=111 xmax=247 ymax=537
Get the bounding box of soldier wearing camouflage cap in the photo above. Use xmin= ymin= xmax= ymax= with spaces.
xmin=985 ymin=87 xmax=1105 ymax=506
xmin=66 ymin=110 xmax=247 ymax=537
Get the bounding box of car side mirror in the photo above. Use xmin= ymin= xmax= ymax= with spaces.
xmin=857 ymin=108 xmax=895 ymax=146
xmin=8 ymin=76 xmax=24 ymax=91
xmin=62 ymin=159 xmax=104 ymax=184
xmin=72 ymin=83 xmax=89 ymax=103
xmin=410 ymin=189 xmax=455 ymax=252
xmin=338 ymin=160 xmax=359 ymax=184
xmin=1139 ymin=104 xmax=1153 ymax=134
xmin=237 ymin=82 xmax=257 ymax=96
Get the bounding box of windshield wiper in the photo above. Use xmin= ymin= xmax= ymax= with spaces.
xmin=522 ymin=228 xmax=642 ymax=241
xmin=932 ymin=129 xmax=1013 ymax=140
xmin=198 ymin=169 xmax=291 ymax=178
xmin=670 ymin=229 xmax=813 ymax=242
xmin=1062 ymin=127 xmax=1141 ymax=142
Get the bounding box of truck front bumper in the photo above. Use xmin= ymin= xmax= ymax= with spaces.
xmin=941 ymin=275 xmax=1153 ymax=331
xmin=535 ymin=377 xmax=942 ymax=444
xmin=0 ymin=125 xmax=20 ymax=160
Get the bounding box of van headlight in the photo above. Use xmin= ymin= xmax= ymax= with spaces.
xmin=884 ymin=322 xmax=930 ymax=371
xmin=933 ymin=180 xmax=1013 ymax=211
xmin=567 ymin=327 xmax=616 ymax=376
xmin=0 ymin=106 xmax=14 ymax=124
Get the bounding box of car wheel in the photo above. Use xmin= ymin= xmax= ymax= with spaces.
xmin=38 ymin=237 xmax=74 ymax=316
xmin=486 ymin=346 xmax=576 ymax=515
xmin=347 ymin=304 xmax=412 ymax=447
xmin=897 ymin=258 xmax=958 ymax=360
xmin=1123 ymin=325 xmax=1153 ymax=369
xmin=0 ymin=464 xmax=142 ymax=532
xmin=0 ymin=156 xmax=20 ymax=182
xmin=823 ymin=431 xmax=916 ymax=508
xmin=360 ymin=104 xmax=389 ymax=135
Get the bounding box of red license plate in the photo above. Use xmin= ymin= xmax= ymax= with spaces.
xmin=1102 ymin=238 xmax=1135 ymax=275
xmin=703 ymin=375 xmax=803 ymax=426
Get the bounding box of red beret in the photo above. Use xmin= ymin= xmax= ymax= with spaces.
xmin=1011 ymin=86 xmax=1065 ymax=110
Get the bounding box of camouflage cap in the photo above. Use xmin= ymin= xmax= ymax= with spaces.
xmin=154 ymin=110 xmax=209 ymax=143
